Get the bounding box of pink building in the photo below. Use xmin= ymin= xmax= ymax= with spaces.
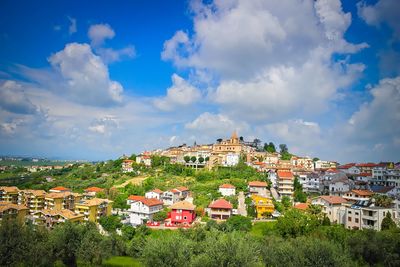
xmin=169 ymin=201 xmax=196 ymax=225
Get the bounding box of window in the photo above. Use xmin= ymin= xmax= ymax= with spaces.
xmin=183 ymin=216 xmax=187 ymax=220
xmin=348 ymin=217 xmax=352 ymax=222
xmin=355 ymin=212 xmax=359 ymax=215
xmin=355 ymin=218 xmax=359 ymax=223
xmin=348 ymin=211 xmax=352 ymax=214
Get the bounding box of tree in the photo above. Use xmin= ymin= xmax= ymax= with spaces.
xmin=205 ymin=156 xmax=210 ymax=162
xmin=153 ymin=210 xmax=168 ymax=222
xmin=293 ymin=177 xmax=307 ymax=203
xmin=184 ymin=156 xmax=191 ymax=163
xmin=253 ymin=138 xmax=262 ymax=149
xmin=373 ymin=194 xmax=393 ymax=208
xmin=276 ymin=209 xmax=319 ymax=238
xmin=281 ymin=196 xmax=292 ymax=209
xmin=313 ymin=157 xmax=320 ymax=162
xmin=279 ymin=144 xmax=288 ymax=154
xmin=77 ymin=227 xmax=111 ymax=265
xmin=239 ymin=136 xmax=244 ymax=142
xmin=121 ymin=225 xmax=136 ymax=241
xmin=99 ymin=215 xmax=122 ymax=233
xmin=381 ymin=212 xmax=397 ymax=230
xmin=129 ymin=154 xmax=137 ymax=161
xmin=264 ymin=142 xmax=276 ymax=153
xmin=226 ymin=216 xmax=252 ymax=231
xmin=191 ymin=156 xmax=197 ymax=163
xmin=217 ymin=138 xmax=223 ymax=143
xmin=198 ymin=157 xmax=205 ymax=164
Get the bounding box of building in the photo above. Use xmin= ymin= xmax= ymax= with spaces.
xmin=136 ymin=155 xmax=152 ymax=167
xmin=277 ymin=170 xmax=294 ymax=198
xmin=18 ymin=190 xmax=46 ymax=215
xmin=127 ymin=195 xmax=163 ymax=225
xmin=344 ymin=201 xmax=396 ymax=231
xmin=0 ymin=202 xmax=28 ymax=223
xmin=169 ymin=200 xmax=196 ymax=225
xmin=162 ymin=190 xmax=180 ymax=206
xmin=33 ymin=209 xmax=84 ymax=229
xmin=314 ymin=160 xmax=337 ymax=170
xmin=122 ymin=159 xmax=134 ymax=172
xmin=370 ymin=185 xmax=397 ymax=197
xmin=311 ymin=195 xmax=347 ymax=224
xmin=207 ymin=199 xmax=233 ymax=220
xmin=355 ymin=163 xmax=377 ymax=175
xmin=251 ymin=195 xmax=274 ymax=218
xmin=0 ymin=186 xmax=19 ymax=203
xmin=343 ymin=190 xmax=374 ymax=202
xmin=329 ymin=176 xmax=351 ymax=196
xmin=224 ymin=153 xmax=240 ymax=167
xmin=74 ymin=198 xmax=112 ymax=222
xmin=175 ymin=186 xmax=191 ymax=199
xmin=145 ymin=189 xmax=164 ymax=200
xmin=44 ymin=192 xmax=82 ymax=211
xmin=298 ymin=173 xmax=320 ymax=193
xmin=49 ymin=186 xmax=71 ymax=193
xmin=248 ymin=181 xmax=268 ymax=196
xmin=84 ymin=187 xmax=104 ymax=199
xmin=219 ymin=184 xmax=236 ymax=197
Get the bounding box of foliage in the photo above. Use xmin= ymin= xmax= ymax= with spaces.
xmin=294 ymin=176 xmax=307 ymax=203
xmin=381 ymin=212 xmax=397 ymax=230
xmin=198 ymin=156 xmax=205 ymax=163
xmin=373 ymin=194 xmax=394 ymax=208
xmin=226 ymin=215 xmax=252 ymax=231
xmin=99 ymin=215 xmax=123 ymax=233
xmin=153 ymin=210 xmax=168 ymax=222
xmin=276 ymin=209 xmax=320 ymax=238
xmin=264 ymin=142 xmax=276 ymax=153
xmin=184 ymin=156 xmax=190 ymax=163
xmin=281 ymin=196 xmax=292 ymax=209
xmin=121 ymin=225 xmax=136 ymax=241
xmin=191 ymin=156 xmax=197 ymax=163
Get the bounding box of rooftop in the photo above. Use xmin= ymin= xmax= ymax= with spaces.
xmin=219 ymin=184 xmax=235 ymax=189
xmin=85 ymin=187 xmax=104 ymax=193
xmin=319 ymin=195 xmax=347 ymax=205
xmin=170 ymin=200 xmax=196 ymax=211
xmin=277 ymin=170 xmax=294 ymax=179
xmin=248 ymin=181 xmax=268 ymax=187
xmin=208 ymin=198 xmax=233 ymax=209
xmin=0 ymin=202 xmax=28 ymax=212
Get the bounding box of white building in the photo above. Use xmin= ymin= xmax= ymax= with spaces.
xmin=136 ymin=155 xmax=152 ymax=167
xmin=121 ymin=160 xmax=134 ymax=173
xmin=299 ymin=173 xmax=320 ymax=193
xmin=219 ymin=184 xmax=236 ymax=197
xmin=224 ymin=153 xmax=240 ymax=167
xmin=127 ymin=196 xmax=163 ymax=225
xmin=145 ymin=189 xmax=163 ymax=200
xmin=329 ymin=176 xmax=351 ymax=196
xmin=311 ymin=195 xmax=347 ymax=224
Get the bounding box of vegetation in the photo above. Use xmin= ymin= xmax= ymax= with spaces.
xmin=293 ymin=176 xmax=307 ymax=203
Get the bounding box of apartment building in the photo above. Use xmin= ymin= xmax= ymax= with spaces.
xmin=251 ymin=195 xmax=274 ymax=218
xmin=83 ymin=187 xmax=104 ymax=199
xmin=33 ymin=209 xmax=84 ymax=229
xmin=0 ymin=202 xmax=28 ymax=223
xmin=18 ymin=190 xmax=46 ymax=215
xmin=127 ymin=195 xmax=163 ymax=225
xmin=277 ymin=170 xmax=294 ymax=198
xmin=248 ymin=181 xmax=268 ymax=196
xmin=207 ymin=199 xmax=233 ymax=220
xmin=74 ymin=198 xmax=112 ymax=222
xmin=0 ymin=186 xmax=19 ymax=204
xmin=311 ymin=195 xmax=347 ymax=224
xmin=145 ymin=189 xmax=164 ymax=200
xmin=342 ymin=190 xmax=373 ymax=202
xmin=44 ymin=192 xmax=82 ymax=210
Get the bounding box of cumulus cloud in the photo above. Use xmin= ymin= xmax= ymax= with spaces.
xmin=88 ymin=24 xmax=115 ymax=46
xmin=96 ymin=46 xmax=136 ymax=64
xmin=0 ymin=80 xmax=38 ymax=114
xmin=153 ymin=74 xmax=201 ymax=111
xmin=185 ymin=112 xmax=248 ymax=138
xmin=358 ymin=0 xmax=400 ymax=39
xmin=48 ymin=43 xmax=123 ymax=107
xmin=88 ymin=116 xmax=119 ymax=135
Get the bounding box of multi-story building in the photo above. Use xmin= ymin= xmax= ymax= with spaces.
xmin=49 ymin=186 xmax=71 ymax=193
xmin=314 ymin=160 xmax=338 ymax=170
xmin=18 ymin=190 xmax=46 ymax=215
xmin=44 ymin=192 xmax=82 ymax=211
xmin=74 ymin=198 xmax=112 ymax=222
xmin=298 ymin=173 xmax=320 ymax=193
xmin=219 ymin=184 xmax=236 ymax=197
xmin=145 ymin=189 xmax=164 ymax=200
xmin=0 ymin=202 xmax=28 ymax=223
xmin=248 ymin=181 xmax=268 ymax=196
xmin=136 ymin=154 xmax=152 ymax=167
xmin=127 ymin=195 xmax=163 ymax=225
xmin=329 ymin=176 xmax=352 ymax=196
xmin=207 ymin=199 xmax=233 ymax=220
xmin=33 ymin=209 xmax=84 ymax=229
xmin=83 ymin=187 xmax=104 ymax=199
xmin=251 ymin=195 xmax=274 ymax=218
xmin=169 ymin=200 xmax=196 ymax=225
xmin=311 ymin=195 xmax=347 ymax=224
xmin=121 ymin=159 xmax=134 ymax=172
xmin=355 ymin=163 xmax=378 ymax=175
xmin=277 ymin=170 xmax=294 ymax=198
xmin=344 ymin=201 xmax=396 ymax=231
xmin=342 ymin=190 xmax=373 ymax=202
xmin=0 ymin=186 xmax=19 ymax=203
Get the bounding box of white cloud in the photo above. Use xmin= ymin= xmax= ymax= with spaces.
xmin=48 ymin=43 xmax=123 ymax=107
xmin=358 ymin=0 xmax=400 ymax=39
xmin=88 ymin=116 xmax=119 ymax=135
xmin=153 ymin=74 xmax=201 ymax=111
xmin=96 ymin=46 xmax=136 ymax=63
xmin=0 ymin=80 xmax=38 ymax=114
xmin=88 ymin=24 xmax=115 ymax=46
xmin=67 ymin=16 xmax=77 ymax=35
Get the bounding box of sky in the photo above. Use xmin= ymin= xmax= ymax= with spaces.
xmin=0 ymin=0 xmax=399 ymax=162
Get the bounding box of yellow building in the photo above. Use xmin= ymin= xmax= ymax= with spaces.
xmin=251 ymin=195 xmax=274 ymax=218
xmin=0 ymin=202 xmax=29 ymax=223
xmin=75 ymin=198 xmax=112 ymax=222
xmin=212 ymin=131 xmax=243 ymax=154
xmin=44 ymin=192 xmax=82 ymax=211
xmin=18 ymin=190 xmax=46 ymax=214
xmin=0 ymin=186 xmax=20 ymax=204
xmin=33 ymin=209 xmax=84 ymax=229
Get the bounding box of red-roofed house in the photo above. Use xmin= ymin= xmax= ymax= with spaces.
xmin=145 ymin=189 xmax=164 ymax=200
xmin=312 ymin=195 xmax=347 ymax=223
xmin=208 ymin=199 xmax=233 ymax=220
xmin=49 ymin=186 xmax=71 ymax=193
xmin=84 ymin=187 xmax=104 ymax=198
xmin=248 ymin=181 xmax=268 ymax=196
xmin=122 ymin=159 xmax=134 ymax=173
xmin=343 ymin=190 xmax=374 ymax=202
xmin=294 ymin=203 xmax=309 ymax=211
xmin=356 ymin=163 xmax=377 ymax=175
xmin=127 ymin=195 xmax=163 ymax=225
xmin=219 ymin=184 xmax=236 ymax=196
xmin=136 ymin=155 xmax=152 ymax=167
xmin=277 ymin=170 xmax=294 ymax=198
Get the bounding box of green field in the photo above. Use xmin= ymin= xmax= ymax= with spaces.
xmin=102 ymin=256 xmax=142 ymax=267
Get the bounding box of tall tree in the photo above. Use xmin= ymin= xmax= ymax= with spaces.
xmin=279 ymin=144 xmax=288 ymax=154
xmin=381 ymin=212 xmax=397 ymax=230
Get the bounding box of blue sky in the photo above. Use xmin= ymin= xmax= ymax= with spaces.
xmin=0 ymin=0 xmax=399 ymax=162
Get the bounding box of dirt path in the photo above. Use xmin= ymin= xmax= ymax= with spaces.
xmin=115 ymin=176 xmax=148 ymax=188
xmin=237 ymin=191 xmax=247 ymax=216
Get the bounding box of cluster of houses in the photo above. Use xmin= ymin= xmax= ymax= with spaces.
xmin=0 ymin=186 xmax=112 ymax=228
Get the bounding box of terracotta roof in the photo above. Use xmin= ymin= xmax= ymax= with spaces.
xmin=123 ymin=159 xmax=134 ymax=163
xmin=219 ymin=184 xmax=235 ymax=189
xmin=175 ymin=186 xmax=189 ymax=192
xmin=248 ymin=181 xmax=268 ymax=187
xmin=356 ymin=163 xmax=377 ymax=168
xmin=171 ymin=189 xmax=180 ymax=194
xmin=319 ymin=195 xmax=347 ymax=205
xmin=49 ymin=186 xmax=70 ymax=191
xmin=294 ymin=203 xmax=309 ymax=210
xmin=326 ymin=168 xmax=339 ymax=173
xmin=170 ymin=200 xmax=196 ymax=211
xmin=0 ymin=202 xmax=28 ymax=212
xmin=128 ymin=195 xmax=163 ymax=207
xmin=22 ymin=189 xmax=46 ymax=197
xmin=0 ymin=186 xmax=19 ymax=193
xmin=37 ymin=209 xmax=84 ymax=220
xmin=277 ymin=170 xmax=294 ymax=179
xmin=77 ymin=198 xmax=111 ymax=206
xmin=357 ymin=173 xmax=371 ymax=177
xmin=45 ymin=192 xmax=72 ymax=199
xmin=208 ymin=199 xmax=233 ymax=209
xmin=85 ymin=187 xmax=103 ymax=193
xmin=351 ymin=190 xmax=373 ymax=196
xmin=151 ymin=188 xmax=163 ymax=194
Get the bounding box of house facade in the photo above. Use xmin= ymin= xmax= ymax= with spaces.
xmin=74 ymin=198 xmax=112 ymax=222
xmin=145 ymin=189 xmax=164 ymax=200
xmin=208 ymin=199 xmax=233 ymax=220
xmin=219 ymin=184 xmax=236 ymax=196
xmin=169 ymin=200 xmax=196 ymax=225
xmin=277 ymin=170 xmax=294 ymax=198
xmin=251 ymin=195 xmax=274 ymax=218
xmin=248 ymin=181 xmax=268 ymax=196
xmin=311 ymin=195 xmax=347 ymax=224
xmin=127 ymin=195 xmax=163 ymax=225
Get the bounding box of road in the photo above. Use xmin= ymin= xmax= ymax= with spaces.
xmin=237 ymin=191 xmax=247 ymax=216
